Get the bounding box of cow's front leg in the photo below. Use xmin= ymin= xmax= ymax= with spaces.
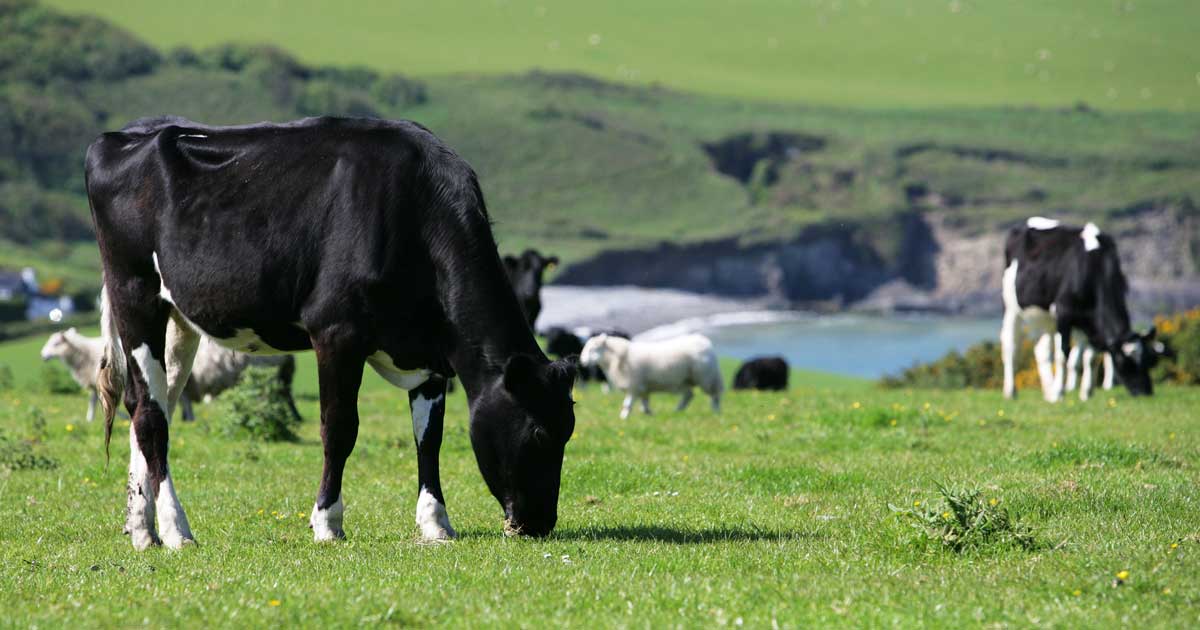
xmin=410 ymin=376 xmax=455 ymax=541
xmin=1080 ymin=346 xmax=1095 ymax=401
xmin=309 ymin=333 xmax=365 ymax=542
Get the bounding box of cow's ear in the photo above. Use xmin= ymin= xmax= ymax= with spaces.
xmin=546 ymin=256 xmax=559 ymax=269
xmin=547 ymin=356 xmax=578 ymax=391
xmin=502 ymin=354 xmax=541 ymax=400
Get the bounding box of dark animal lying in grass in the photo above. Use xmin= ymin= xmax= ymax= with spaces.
xmin=732 ymin=356 xmax=789 ymax=391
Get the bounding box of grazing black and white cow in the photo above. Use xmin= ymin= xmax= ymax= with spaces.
xmin=503 ymin=249 xmax=558 ymax=328
xmin=86 ymin=115 xmax=577 ymax=549
xmin=732 ymin=356 xmax=789 ymax=391
xmin=1001 ymin=217 xmax=1161 ymax=402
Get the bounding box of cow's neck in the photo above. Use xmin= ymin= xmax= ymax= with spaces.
xmin=1087 ymin=282 xmax=1133 ymax=348
xmin=439 ymin=255 xmax=545 ymax=397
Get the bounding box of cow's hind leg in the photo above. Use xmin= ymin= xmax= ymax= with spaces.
xmin=409 ymin=377 xmax=455 ymax=541
xmin=1000 ymin=307 xmax=1020 ymax=399
xmin=1065 ymin=344 xmax=1081 ymax=392
xmin=115 ymin=292 xmax=194 ymax=549
xmin=1033 ymin=333 xmax=1057 ymax=402
xmin=1080 ymin=346 xmax=1095 ymax=401
xmin=164 ymin=312 xmax=200 ymax=422
xmin=309 ymin=332 xmax=365 ymax=542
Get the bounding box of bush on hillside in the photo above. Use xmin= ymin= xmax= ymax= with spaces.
xmin=214 ymin=366 xmax=302 ymax=441
xmin=885 ymin=307 xmax=1200 ymax=389
xmin=1153 ymin=307 xmax=1200 ymax=385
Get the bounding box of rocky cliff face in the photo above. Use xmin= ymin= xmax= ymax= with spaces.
xmin=556 ymin=200 xmax=1200 ymax=317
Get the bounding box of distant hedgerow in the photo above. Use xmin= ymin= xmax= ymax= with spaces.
xmin=890 ymin=483 xmax=1035 ymax=553
xmin=213 ymin=367 xmax=302 ymax=442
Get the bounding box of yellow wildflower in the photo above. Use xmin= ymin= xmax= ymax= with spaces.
xmin=989 ymin=498 xmax=998 ymax=506
xmin=941 ymin=511 xmax=952 ymax=520
xmin=1163 ymin=588 xmax=1172 ymax=595
xmin=913 ymin=500 xmax=921 ymax=507
xmin=851 ymin=401 xmax=861 ymax=410
xmin=1116 ymin=570 xmax=1130 ymax=581
xmin=1170 ymin=543 xmax=1178 ymax=550
xmin=268 ymin=599 xmax=281 ymax=607
xmin=922 ymin=402 xmax=931 ymax=411
xmin=766 ymin=414 xmax=776 ymax=421
xmin=889 ymin=419 xmax=897 ymax=427
xmin=996 ymin=409 xmax=1004 ymax=417
xmin=65 ymin=424 xmax=75 ymax=432
xmin=1072 ymin=589 xmax=1082 ymax=596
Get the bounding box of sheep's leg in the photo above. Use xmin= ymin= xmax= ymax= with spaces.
xmin=675 ymin=389 xmax=693 ymax=412
xmin=180 ymin=394 xmax=194 ymax=422
xmin=640 ymin=395 xmax=652 ymax=415
xmin=86 ymin=390 xmax=97 ymax=422
xmin=619 ymin=394 xmax=634 ymax=420
xmin=164 ymin=312 xmax=200 ymax=422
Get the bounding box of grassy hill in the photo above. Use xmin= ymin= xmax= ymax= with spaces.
xmin=44 ymin=0 xmax=1200 ymax=112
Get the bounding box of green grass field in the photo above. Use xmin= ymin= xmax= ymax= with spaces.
xmin=1 ymin=336 xmax=1197 ymax=626
xmin=44 ymin=0 xmax=1200 ymax=111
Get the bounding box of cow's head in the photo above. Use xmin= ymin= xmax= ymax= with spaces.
xmin=40 ymin=329 xmax=73 ymax=361
xmin=470 ymin=354 xmax=577 ymax=537
xmin=1110 ymin=327 xmax=1162 ymax=396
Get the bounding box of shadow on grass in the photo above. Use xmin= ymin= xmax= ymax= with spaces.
xmin=544 ymin=525 xmax=822 ymax=544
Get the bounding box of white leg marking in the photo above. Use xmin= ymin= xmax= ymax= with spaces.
xmin=1034 ymin=333 xmax=1058 ymax=402
xmin=156 ymin=475 xmax=194 ymax=549
xmin=620 ymin=394 xmax=633 ymax=419
xmin=410 ymin=393 xmax=444 ymax=447
xmin=1102 ymin=353 xmax=1114 ymax=390
xmin=127 ymin=426 xmax=158 ymax=550
xmin=310 ymin=495 xmax=345 ymax=542
xmin=131 ymin=344 xmax=169 ymax=415
xmin=1052 ymin=333 xmax=1066 ymax=402
xmin=415 ymin=488 xmax=456 ymax=541
xmin=1000 ymin=261 xmax=1020 ymax=399
xmin=1080 ymin=346 xmax=1095 ymax=401
xmin=1065 ymin=344 xmax=1081 ymax=392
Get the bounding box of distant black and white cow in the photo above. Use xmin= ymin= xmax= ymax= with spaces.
xmin=1001 ymin=217 xmax=1161 ymax=402
xmin=87 ymin=116 xmax=577 ymax=550
xmin=732 ymin=356 xmax=789 ymax=391
xmin=503 ymin=249 xmax=558 ymax=328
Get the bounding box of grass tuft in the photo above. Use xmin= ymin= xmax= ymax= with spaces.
xmin=891 ymin=483 xmax=1036 ymax=553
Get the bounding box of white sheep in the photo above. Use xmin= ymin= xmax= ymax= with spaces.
xmin=179 ymin=336 xmax=299 ymax=422
xmin=40 ymin=329 xmax=297 ymax=422
xmin=580 ymin=333 xmax=722 ymax=419
xmin=40 ymin=327 xmax=106 ymax=421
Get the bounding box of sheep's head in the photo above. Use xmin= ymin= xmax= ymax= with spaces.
xmin=579 ymin=334 xmax=610 ymax=367
xmin=40 ymin=331 xmax=70 ymax=361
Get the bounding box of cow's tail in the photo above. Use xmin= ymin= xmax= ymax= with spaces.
xmin=97 ymin=285 xmax=127 ymax=463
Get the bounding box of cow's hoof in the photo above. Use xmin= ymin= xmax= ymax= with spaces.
xmin=130 ymin=530 xmax=161 ymax=551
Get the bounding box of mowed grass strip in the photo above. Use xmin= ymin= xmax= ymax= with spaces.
xmin=0 ymin=342 xmax=1197 ymax=626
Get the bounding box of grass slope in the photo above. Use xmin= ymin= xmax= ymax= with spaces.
xmin=44 ymin=0 xmax=1200 ymax=111
xmin=1 ymin=338 xmax=1197 ymax=626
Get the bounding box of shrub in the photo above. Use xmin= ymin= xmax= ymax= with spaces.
xmin=1154 ymin=307 xmax=1200 ymax=385
xmin=890 ymin=483 xmax=1035 ymax=552
xmin=214 ymin=366 xmax=302 ymax=441
xmin=882 ymin=340 xmax=1037 ymax=389
xmin=0 ymin=363 xmax=13 ymax=390
xmin=38 ymin=361 xmax=78 ymax=394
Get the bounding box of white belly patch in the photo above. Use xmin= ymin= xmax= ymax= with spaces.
xmin=367 ymin=351 xmax=431 ymax=390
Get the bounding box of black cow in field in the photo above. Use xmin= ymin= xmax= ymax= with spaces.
xmin=503 ymin=249 xmax=558 ymax=328
xmin=732 ymin=356 xmax=789 ymax=391
xmin=87 ymin=115 xmax=577 ymax=549
xmin=1001 ymin=217 xmax=1162 ymax=402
